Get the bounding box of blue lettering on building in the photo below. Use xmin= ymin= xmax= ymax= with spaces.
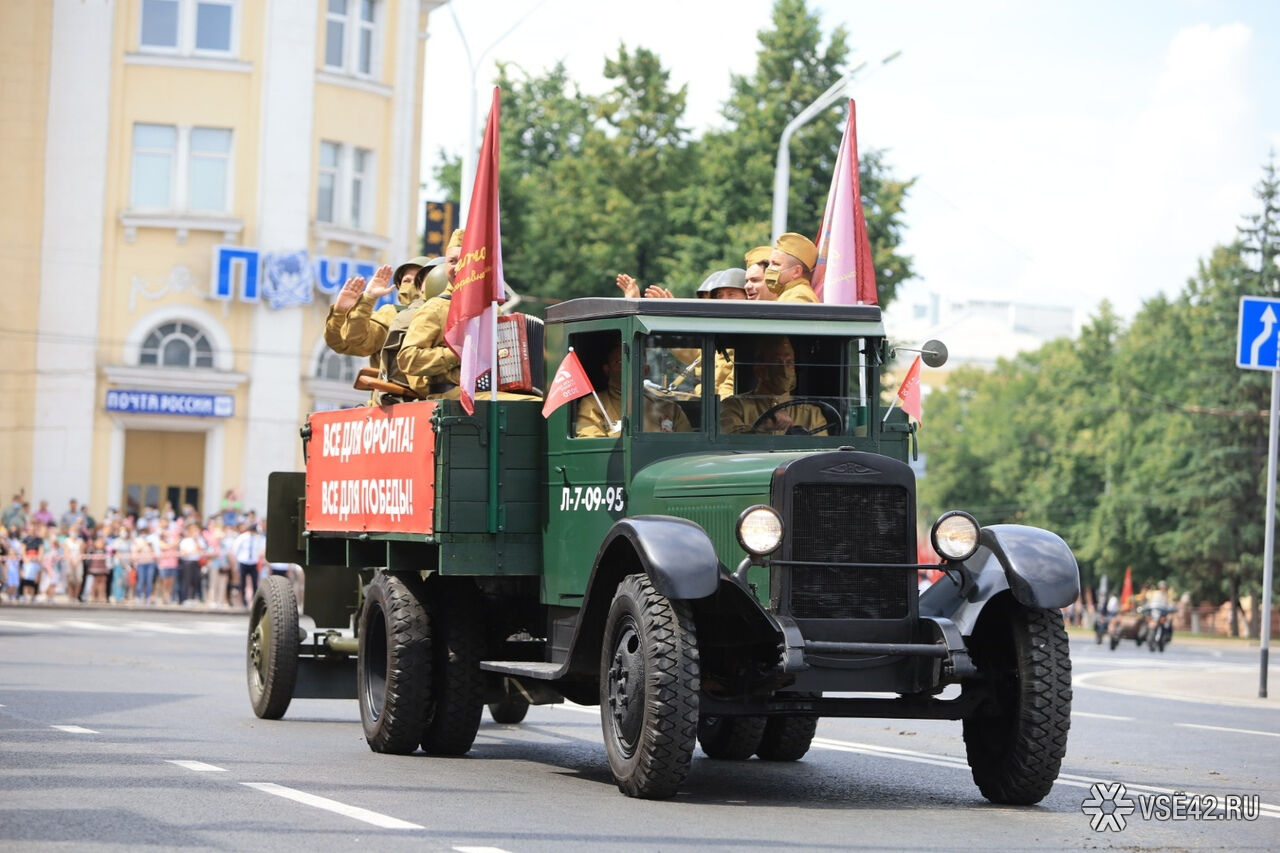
xmin=212 ymin=246 xmax=389 ymax=309
xmin=106 ymin=390 xmax=235 ymax=418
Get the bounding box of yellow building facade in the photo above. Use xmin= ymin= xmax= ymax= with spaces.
xmin=1 ymin=0 xmax=442 ymax=520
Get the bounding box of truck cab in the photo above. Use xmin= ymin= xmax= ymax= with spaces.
xmin=252 ymin=296 xmax=1079 ymax=803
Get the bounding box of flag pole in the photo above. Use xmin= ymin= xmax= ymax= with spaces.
xmin=486 ymin=300 xmax=500 ymax=533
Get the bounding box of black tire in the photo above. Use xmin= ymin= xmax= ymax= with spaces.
xmin=600 ymin=573 xmax=700 ymax=799
xmin=697 ymin=714 xmax=767 ymax=760
xmin=358 ymin=572 xmax=431 ymax=754
xmin=963 ymin=604 xmax=1072 ymax=805
xmin=420 ymin=581 xmax=486 ymax=755
xmin=488 ymin=694 xmax=531 ymax=724
xmin=247 ymin=575 xmax=300 ymax=720
xmin=756 ymin=715 xmax=818 ymax=761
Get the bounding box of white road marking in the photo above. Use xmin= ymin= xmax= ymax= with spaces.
xmin=810 ymin=735 xmax=1280 ymax=819
xmin=454 ymin=848 xmax=514 ymax=853
xmin=242 ymin=782 xmax=423 ymax=830
xmin=1175 ymin=722 xmax=1280 ymax=738
xmin=51 ymin=725 xmax=98 ymax=734
xmin=0 ymin=619 xmax=57 ymax=630
xmin=167 ymin=759 xmax=227 ymax=772
xmin=1071 ymin=711 xmax=1134 ymax=721
xmin=1074 ymin=670 xmax=1280 ymax=710
xmin=124 ymin=621 xmax=198 ymax=634
xmin=59 ymin=620 xmax=129 ymax=632
xmin=554 ymin=702 xmax=597 ymax=715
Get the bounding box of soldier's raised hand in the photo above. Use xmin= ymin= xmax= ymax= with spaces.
xmin=334 ymin=275 xmax=366 ymax=312
xmin=615 ymin=273 xmax=640 ymax=299
xmin=365 ymin=264 xmax=396 ymax=299
xmin=643 ymin=285 xmax=674 ymax=299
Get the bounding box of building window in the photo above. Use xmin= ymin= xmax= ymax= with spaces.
xmin=316 ymin=350 xmax=362 ymax=383
xmin=130 ymin=123 xmax=233 ymax=213
xmin=316 ymin=141 xmax=374 ymax=230
xmin=140 ymin=0 xmax=236 ymax=56
xmin=139 ymin=322 xmax=215 ymax=368
xmin=325 ymin=0 xmax=379 ymax=77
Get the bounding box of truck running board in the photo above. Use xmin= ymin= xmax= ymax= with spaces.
xmin=480 ymin=660 xmax=566 ymax=680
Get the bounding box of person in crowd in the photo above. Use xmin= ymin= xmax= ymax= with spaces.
xmin=1 ymin=531 xmax=17 ymax=601
xmin=19 ymin=522 xmax=45 ymax=602
xmin=84 ymin=534 xmax=109 ymax=604
xmin=176 ymin=522 xmax=205 ymax=605
xmin=575 ymin=341 xmax=691 ymax=438
xmin=765 ymin=233 xmax=819 ymax=303
xmin=41 ymin=534 xmax=65 ymax=602
xmin=107 ymin=522 xmax=133 ymax=603
xmin=31 ymin=500 xmax=55 ymax=526
xmin=59 ymin=498 xmax=85 ymax=531
xmin=156 ymin=529 xmax=179 ymax=604
xmin=220 ymin=489 xmax=243 ymax=528
xmin=63 ymin=527 xmax=83 ymax=603
xmin=204 ymin=517 xmax=231 ymax=607
xmin=720 ymin=336 xmax=831 ymax=435
xmin=3 ymin=495 xmax=28 ymax=531
xmin=232 ymin=522 xmax=266 ymax=607
xmin=132 ymin=524 xmax=157 ymax=605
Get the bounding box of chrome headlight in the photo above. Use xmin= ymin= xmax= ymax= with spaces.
xmin=737 ymin=505 xmax=783 ymax=556
xmin=931 ymin=511 xmax=980 ymax=562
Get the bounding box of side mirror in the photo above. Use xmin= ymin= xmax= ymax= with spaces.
xmin=921 ymin=339 xmax=948 ymax=368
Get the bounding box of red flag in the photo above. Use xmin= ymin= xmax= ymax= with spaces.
xmin=812 ymin=100 xmax=877 ymax=305
xmin=445 ymin=87 xmax=506 ymax=415
xmin=540 ymin=349 xmax=593 ymax=418
xmin=1120 ymin=566 xmax=1134 ymax=611
xmin=894 ymin=355 xmax=923 ymax=424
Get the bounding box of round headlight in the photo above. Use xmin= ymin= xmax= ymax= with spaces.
xmin=737 ymin=505 xmax=783 ymax=556
xmin=931 ymin=511 xmax=980 ymax=562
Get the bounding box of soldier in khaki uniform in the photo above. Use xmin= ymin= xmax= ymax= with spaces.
xmin=574 ymin=343 xmax=691 ymax=438
xmin=371 ymin=258 xmax=448 ymax=403
xmin=765 ymin=233 xmax=819 ymax=303
xmin=720 ymin=336 xmax=830 ymax=435
xmin=397 ymin=229 xmax=465 ymax=398
xmin=743 ymin=245 xmax=775 ymax=301
xmin=323 ymin=254 xmax=434 ymax=370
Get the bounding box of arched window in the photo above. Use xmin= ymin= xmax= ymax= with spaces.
xmin=316 ymin=349 xmax=361 ymax=383
xmin=139 ymin=321 xmax=214 ymax=368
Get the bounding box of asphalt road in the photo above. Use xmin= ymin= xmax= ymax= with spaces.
xmin=1 ymin=605 xmax=1277 ymax=851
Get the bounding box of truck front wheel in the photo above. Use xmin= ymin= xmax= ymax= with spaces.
xmin=420 ymin=581 xmax=486 ymax=755
xmin=962 ymin=603 xmax=1072 ymax=805
xmin=600 ymin=573 xmax=700 ymax=799
xmin=357 ymin=572 xmax=431 ymax=754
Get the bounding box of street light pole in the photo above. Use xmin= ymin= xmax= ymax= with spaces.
xmin=770 ymin=50 xmax=901 ymax=242
xmin=449 ymin=0 xmax=547 ymax=221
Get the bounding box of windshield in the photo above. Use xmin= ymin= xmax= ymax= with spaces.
xmin=640 ymin=332 xmax=874 ymax=439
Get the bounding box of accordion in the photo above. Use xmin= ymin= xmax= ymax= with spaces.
xmin=475 ymin=313 xmax=545 ymax=395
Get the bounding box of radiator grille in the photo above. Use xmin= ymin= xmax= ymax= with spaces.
xmin=787 ymin=484 xmax=911 ymax=619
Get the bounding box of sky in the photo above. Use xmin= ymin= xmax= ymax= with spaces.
xmin=420 ymin=0 xmax=1280 ymax=325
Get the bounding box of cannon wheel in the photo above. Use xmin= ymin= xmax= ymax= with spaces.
xmin=357 ymin=572 xmax=431 ymax=754
xmin=247 ymin=575 xmax=300 ymax=720
xmin=697 ymin=714 xmax=767 ymax=760
xmin=963 ymin=602 xmax=1072 ymax=805
xmin=600 ymin=573 xmax=699 ymax=799
xmin=488 ymin=695 xmax=531 ymax=724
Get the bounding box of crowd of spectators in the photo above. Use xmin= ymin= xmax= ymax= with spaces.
xmin=1 ymin=492 xmax=302 ymax=609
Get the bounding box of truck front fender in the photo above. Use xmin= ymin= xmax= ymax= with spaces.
xmin=596 ymin=515 xmax=720 ymax=600
xmin=920 ymin=523 xmax=1079 ymax=635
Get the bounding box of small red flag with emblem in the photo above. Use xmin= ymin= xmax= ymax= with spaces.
xmin=895 ymin=355 xmax=923 ymax=424
xmin=541 ymin=349 xmax=593 ymax=418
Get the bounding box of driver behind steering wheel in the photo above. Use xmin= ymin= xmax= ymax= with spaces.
xmin=719 ymin=336 xmax=830 ymax=435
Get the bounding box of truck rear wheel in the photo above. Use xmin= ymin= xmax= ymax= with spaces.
xmin=697 ymin=715 xmax=767 ymax=760
xmin=358 ymin=572 xmax=431 ymax=754
xmin=420 ymin=581 xmax=486 ymax=755
xmin=755 ymin=716 xmax=818 ymax=761
xmin=600 ymin=573 xmax=699 ymax=799
xmin=962 ymin=604 xmax=1071 ymax=805
xmin=247 ymin=575 xmax=300 ymax=720
xmin=488 ymin=695 xmax=530 ymax=724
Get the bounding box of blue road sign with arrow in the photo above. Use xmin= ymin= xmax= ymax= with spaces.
xmin=1238 ymin=296 xmax=1280 ymax=371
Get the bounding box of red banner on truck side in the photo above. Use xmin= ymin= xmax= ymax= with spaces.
xmin=305 ymin=402 xmax=436 ymax=534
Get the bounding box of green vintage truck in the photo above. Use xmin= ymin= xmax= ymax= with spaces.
xmin=250 ymin=297 xmax=1079 ymax=802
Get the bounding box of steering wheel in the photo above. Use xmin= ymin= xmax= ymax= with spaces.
xmin=749 ymin=399 xmax=843 ymax=435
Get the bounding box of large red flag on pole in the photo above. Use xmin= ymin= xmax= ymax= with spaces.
xmin=812 ymin=99 xmax=877 ymax=305
xmin=445 ymin=87 xmax=506 ymax=415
